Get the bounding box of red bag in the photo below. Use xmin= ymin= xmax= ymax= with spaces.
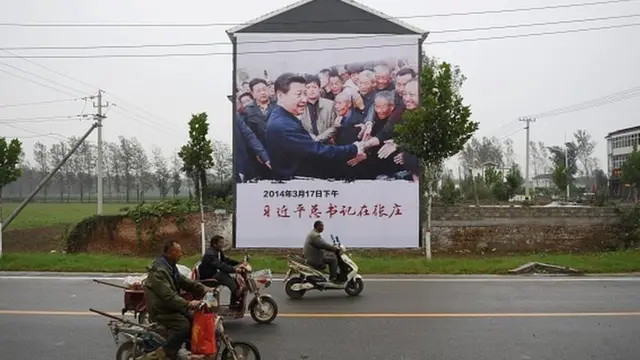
xmin=191 ymin=311 xmax=217 ymax=355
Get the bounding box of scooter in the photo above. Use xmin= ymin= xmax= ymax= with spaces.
xmin=283 ymin=235 xmax=364 ymax=299
xmin=191 ymin=253 xmax=279 ymax=324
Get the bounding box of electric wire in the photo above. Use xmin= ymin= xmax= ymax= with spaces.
xmin=4 ymin=13 xmax=640 ymax=51
xmin=1 ymin=22 xmax=637 ymax=59
xmin=0 ymin=98 xmax=83 ymax=108
xmin=0 ymin=0 xmax=635 ymax=27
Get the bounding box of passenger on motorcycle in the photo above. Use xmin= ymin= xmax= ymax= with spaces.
xmin=143 ymin=240 xmax=214 ymax=360
xmin=303 ymin=220 xmax=342 ymax=282
xmin=197 ymin=235 xmax=245 ymax=310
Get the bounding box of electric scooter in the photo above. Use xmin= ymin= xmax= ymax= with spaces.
xmin=283 ymin=235 xmax=364 ymax=299
xmin=191 ymin=253 xmax=279 ymax=324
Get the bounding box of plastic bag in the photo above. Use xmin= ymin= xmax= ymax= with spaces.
xmin=123 ymin=275 xmax=147 ymax=289
xmin=191 ymin=311 xmax=217 ymax=355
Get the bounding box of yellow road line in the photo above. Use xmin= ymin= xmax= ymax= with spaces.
xmin=1 ymin=310 xmax=640 ymax=318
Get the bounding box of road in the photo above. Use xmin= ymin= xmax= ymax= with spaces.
xmin=1 ymin=275 xmax=640 ymax=359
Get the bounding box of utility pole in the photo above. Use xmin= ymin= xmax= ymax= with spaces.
xmin=519 ymin=117 xmax=536 ymax=199
xmin=565 ymin=133 xmax=570 ymax=200
xmin=93 ymin=90 xmax=108 ymax=215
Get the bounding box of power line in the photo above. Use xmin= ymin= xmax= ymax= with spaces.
xmin=0 ymin=115 xmax=85 ymax=124
xmin=1 ymin=21 xmax=638 ymax=59
xmin=0 ymin=97 xmax=82 ymax=108
xmin=0 ymin=0 xmax=636 ymax=27
xmin=4 ymin=14 xmax=640 ymax=51
xmin=0 ymin=123 xmax=67 ymax=141
xmin=0 ymin=60 xmax=87 ymax=95
xmin=524 ymin=85 xmax=640 ymax=119
xmin=0 ymin=67 xmax=79 ymax=97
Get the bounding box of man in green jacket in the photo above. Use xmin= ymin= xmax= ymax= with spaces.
xmin=143 ymin=240 xmax=213 ymax=360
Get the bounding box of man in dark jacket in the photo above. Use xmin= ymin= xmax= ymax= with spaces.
xmin=198 ymin=235 xmax=244 ymax=309
xmin=303 ymin=221 xmax=342 ymax=282
xmin=143 ymin=240 xmax=212 ymax=360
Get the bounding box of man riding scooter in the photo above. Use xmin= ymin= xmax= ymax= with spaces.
xmin=143 ymin=240 xmax=214 ymax=360
xmin=303 ymin=220 xmax=343 ymax=283
xmin=197 ymin=235 xmax=246 ymax=310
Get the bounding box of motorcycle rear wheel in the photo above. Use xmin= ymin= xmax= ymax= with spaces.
xmin=220 ymin=341 xmax=261 ymax=360
xmin=284 ymin=277 xmax=306 ymax=299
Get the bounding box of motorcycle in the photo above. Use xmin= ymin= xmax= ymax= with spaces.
xmin=191 ymin=253 xmax=278 ymax=324
xmin=91 ymin=305 xmax=261 ymax=360
xmin=283 ymin=235 xmax=364 ymax=299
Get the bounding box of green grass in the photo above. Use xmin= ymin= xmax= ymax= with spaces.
xmin=2 ymin=251 xmax=640 ymax=274
xmin=1 ymin=202 xmax=127 ymax=230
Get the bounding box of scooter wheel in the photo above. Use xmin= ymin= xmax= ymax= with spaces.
xmin=220 ymin=341 xmax=261 ymax=360
xmin=248 ymin=296 xmax=278 ymax=324
xmin=344 ymin=278 xmax=364 ymax=297
xmin=284 ymin=277 xmax=307 ymax=299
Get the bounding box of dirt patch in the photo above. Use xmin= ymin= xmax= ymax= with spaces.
xmin=3 ymin=226 xmax=66 ymax=252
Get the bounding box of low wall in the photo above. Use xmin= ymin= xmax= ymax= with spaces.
xmin=67 ymin=206 xmax=622 ymax=255
xmin=430 ymin=206 xmax=620 ymax=254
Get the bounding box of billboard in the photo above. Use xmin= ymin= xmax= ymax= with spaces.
xmin=233 ymin=33 xmax=421 ymax=248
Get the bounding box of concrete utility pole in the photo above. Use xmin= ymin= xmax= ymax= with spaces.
xmin=93 ymin=90 xmax=108 ymax=215
xmin=519 ymin=117 xmax=536 ymax=199
xmin=2 ymin=122 xmax=100 ymax=230
xmin=565 ymin=132 xmax=570 ymax=200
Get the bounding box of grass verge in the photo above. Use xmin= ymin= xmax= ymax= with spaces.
xmin=1 ymin=251 xmax=640 ymax=274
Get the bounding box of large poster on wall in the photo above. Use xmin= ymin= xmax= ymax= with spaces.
xmin=233 ymin=33 xmax=421 ymax=248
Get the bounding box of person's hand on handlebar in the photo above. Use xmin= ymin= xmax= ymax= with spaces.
xmin=334 ymin=247 xmax=342 ymax=255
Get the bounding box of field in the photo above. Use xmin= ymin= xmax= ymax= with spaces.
xmin=1 ymin=202 xmax=127 ymax=230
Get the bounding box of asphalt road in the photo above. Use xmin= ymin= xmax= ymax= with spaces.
xmin=1 ymin=275 xmax=640 ymax=359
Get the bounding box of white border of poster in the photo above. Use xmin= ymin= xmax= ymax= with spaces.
xmin=234 ymin=33 xmax=421 ymax=248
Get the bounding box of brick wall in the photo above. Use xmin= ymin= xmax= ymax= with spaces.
xmin=430 ymin=206 xmax=621 ymax=254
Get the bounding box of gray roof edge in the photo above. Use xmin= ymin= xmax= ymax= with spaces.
xmin=226 ymin=0 xmax=427 ymax=36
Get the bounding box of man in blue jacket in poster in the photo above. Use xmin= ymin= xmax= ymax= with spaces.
xmin=265 ymin=72 xmax=367 ymax=180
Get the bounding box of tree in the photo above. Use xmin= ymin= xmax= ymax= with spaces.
xmin=32 ymin=142 xmax=50 ymax=201
xmin=505 ymin=164 xmax=524 ymax=199
xmin=0 ymin=137 xmax=22 ymax=256
xmin=170 ymin=153 xmax=183 ymax=198
xmin=211 ymin=140 xmax=232 ymax=184
xmin=458 ymin=136 xmax=504 ymax=170
xmin=178 ymin=112 xmax=214 ymax=201
xmin=574 ymin=129 xmax=597 ymax=178
xmin=152 ymin=146 xmax=171 ymax=199
xmin=393 ymin=55 xmax=478 ymax=259
xmin=49 ymin=142 xmax=67 ymax=201
xmin=503 ymin=138 xmax=515 ymax=168
xmin=621 ymin=145 xmax=640 ymax=201
xmin=548 ymin=142 xmax=578 ymax=194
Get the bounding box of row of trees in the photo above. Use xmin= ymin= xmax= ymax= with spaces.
xmin=458 ymin=130 xmax=606 ymax=196
xmin=2 ymin=130 xmax=232 ymax=203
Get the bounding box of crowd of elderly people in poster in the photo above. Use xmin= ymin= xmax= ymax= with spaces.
xmin=233 ymin=59 xmax=422 ymax=184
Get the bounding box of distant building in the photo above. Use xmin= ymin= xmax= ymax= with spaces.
xmin=606 ymin=125 xmax=640 ymax=196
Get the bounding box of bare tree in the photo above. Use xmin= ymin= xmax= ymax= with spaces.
xmin=170 ymin=153 xmax=183 ymax=198
xmin=458 ymin=136 xmax=504 ymax=169
xmin=32 ymin=141 xmax=50 ymax=200
xmin=107 ymin=142 xmax=123 ymax=201
xmin=574 ymin=129 xmax=597 ymax=178
xmin=152 ymin=146 xmax=171 ymax=199
xmin=537 ymin=141 xmax=551 ymax=173
xmin=119 ymin=136 xmax=134 ymax=202
xmin=79 ymin=141 xmax=96 ymax=201
xmin=211 ymin=140 xmax=232 ymax=184
xmin=66 ymin=136 xmax=83 ymax=202
xmin=503 ymin=138 xmax=515 ymax=168
xmin=49 ymin=142 xmax=67 ymax=201
xmin=129 ymin=138 xmax=152 ymax=201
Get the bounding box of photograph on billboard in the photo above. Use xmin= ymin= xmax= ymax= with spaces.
xmin=233 ymin=33 xmax=421 ymax=248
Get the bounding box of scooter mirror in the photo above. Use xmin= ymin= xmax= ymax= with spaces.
xmin=336 ymin=236 xmax=341 ymax=245
xmin=330 ymin=234 xmax=336 ymax=245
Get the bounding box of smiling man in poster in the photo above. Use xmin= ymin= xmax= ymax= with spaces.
xmin=233 ymin=32 xmax=422 ymax=248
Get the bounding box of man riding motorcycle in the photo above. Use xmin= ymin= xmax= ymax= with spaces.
xmin=143 ymin=240 xmax=214 ymax=360
xmin=303 ymin=220 xmax=343 ymax=283
xmin=197 ymin=235 xmax=246 ymax=310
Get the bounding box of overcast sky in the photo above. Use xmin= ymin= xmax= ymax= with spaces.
xmin=1 ymin=0 xmax=639 ymax=174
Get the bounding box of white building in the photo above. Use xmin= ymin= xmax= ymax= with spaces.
xmin=605 ymin=125 xmax=640 ymax=196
